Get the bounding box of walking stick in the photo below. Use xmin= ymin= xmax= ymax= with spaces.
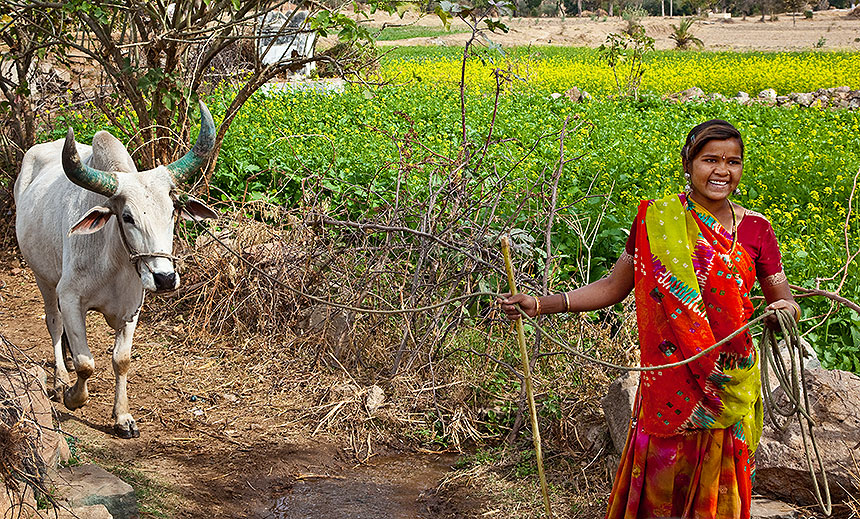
xmin=500 ymin=235 xmax=553 ymax=518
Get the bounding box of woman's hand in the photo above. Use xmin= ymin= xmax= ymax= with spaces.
xmin=499 ymin=293 xmax=538 ymax=320
xmin=765 ymin=298 xmax=799 ymax=330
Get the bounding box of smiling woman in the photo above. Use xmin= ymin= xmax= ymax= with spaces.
xmin=501 ymin=119 xmax=800 ymax=518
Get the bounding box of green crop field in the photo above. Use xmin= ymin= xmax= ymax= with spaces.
xmin=55 ymin=46 xmax=860 ymax=371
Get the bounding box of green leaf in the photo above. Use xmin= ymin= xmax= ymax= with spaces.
xmin=434 ymin=6 xmax=451 ymax=30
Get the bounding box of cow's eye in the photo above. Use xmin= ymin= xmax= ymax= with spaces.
xmin=122 ymin=213 xmax=135 ymax=225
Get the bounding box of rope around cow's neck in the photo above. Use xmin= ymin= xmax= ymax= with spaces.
xmin=190 ymin=218 xmax=831 ymax=513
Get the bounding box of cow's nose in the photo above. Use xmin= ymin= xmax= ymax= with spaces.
xmin=152 ymin=272 xmax=177 ymax=291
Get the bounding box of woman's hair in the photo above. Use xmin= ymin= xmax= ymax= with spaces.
xmin=681 ymin=119 xmax=744 ymax=167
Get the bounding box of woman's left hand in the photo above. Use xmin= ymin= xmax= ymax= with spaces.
xmin=765 ymin=299 xmax=799 ymax=330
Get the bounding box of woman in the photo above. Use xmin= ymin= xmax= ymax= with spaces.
xmin=500 ymin=119 xmax=800 ymax=519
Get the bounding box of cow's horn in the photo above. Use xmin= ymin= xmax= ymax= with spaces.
xmin=166 ymin=100 xmax=216 ymax=182
xmin=62 ymin=128 xmax=119 ymax=198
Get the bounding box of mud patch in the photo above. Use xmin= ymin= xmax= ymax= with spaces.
xmin=263 ymin=453 xmax=465 ymax=519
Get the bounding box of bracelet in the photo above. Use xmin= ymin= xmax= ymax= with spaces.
xmin=790 ymin=300 xmax=801 ymax=320
xmin=562 ymin=292 xmax=570 ymax=312
xmin=533 ymin=296 xmax=541 ymax=316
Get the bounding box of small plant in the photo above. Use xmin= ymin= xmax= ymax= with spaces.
xmin=670 ymin=17 xmax=704 ymax=49
xmin=598 ymin=28 xmax=654 ymax=100
xmin=815 ymin=36 xmax=827 ymax=48
xmin=804 ymin=10 xmax=814 ymax=18
xmin=621 ymin=6 xmax=648 ymax=36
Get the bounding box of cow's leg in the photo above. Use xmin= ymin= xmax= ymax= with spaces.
xmin=34 ymin=278 xmax=70 ymax=398
xmin=57 ymin=298 xmax=94 ymax=411
xmin=109 ymin=316 xmax=139 ymax=439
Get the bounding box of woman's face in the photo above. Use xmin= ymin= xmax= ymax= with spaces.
xmin=686 ymin=138 xmax=743 ymax=206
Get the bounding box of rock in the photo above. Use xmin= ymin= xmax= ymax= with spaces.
xmin=365 ymin=385 xmax=385 ymax=415
xmin=601 ymin=372 xmax=639 ymax=453
xmin=750 ymin=497 xmax=797 ymax=519
xmin=54 ymin=464 xmax=138 ymax=519
xmin=564 ymin=86 xmax=582 ymax=102
xmin=735 ymin=91 xmax=751 ymax=104
xmin=0 ymin=485 xmax=37 ymax=518
xmin=679 ymin=86 xmax=704 ymax=102
xmin=0 ymin=366 xmax=70 ymax=470
xmin=762 ymin=337 xmax=821 ymax=394
xmin=298 ymin=306 xmax=353 ymax=360
xmin=758 ymin=88 xmax=778 ymax=101
xmin=790 ymin=92 xmax=814 ymax=107
xmin=756 ymin=368 xmax=860 ymax=505
xmin=707 ymin=92 xmax=728 ymax=102
xmin=52 ymin=504 xmax=114 ymax=519
xmin=776 ymin=95 xmax=790 ymax=106
xmin=549 ymin=92 xmax=563 ymax=100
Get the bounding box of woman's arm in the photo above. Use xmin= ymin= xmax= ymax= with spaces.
xmin=500 ymin=256 xmax=635 ymax=320
xmin=761 ymin=278 xmax=800 ymax=326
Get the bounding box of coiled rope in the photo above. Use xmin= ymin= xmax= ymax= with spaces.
xmin=189 ymin=217 xmax=831 ymax=514
xmin=513 ymin=305 xmax=831 ymax=516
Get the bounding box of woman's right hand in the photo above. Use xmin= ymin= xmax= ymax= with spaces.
xmin=498 ymin=293 xmax=537 ymax=320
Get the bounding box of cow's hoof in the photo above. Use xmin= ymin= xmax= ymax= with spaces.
xmin=62 ymin=389 xmax=87 ymax=411
xmin=114 ymin=420 xmax=139 ymax=439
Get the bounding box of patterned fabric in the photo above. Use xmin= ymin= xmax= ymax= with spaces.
xmin=606 ymin=393 xmax=753 ymax=519
xmin=606 ymin=193 xmax=765 ymax=519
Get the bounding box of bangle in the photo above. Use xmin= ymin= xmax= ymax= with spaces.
xmin=562 ymin=292 xmax=570 ymax=312
xmin=790 ymin=301 xmax=801 ymax=320
xmin=533 ymin=296 xmax=541 ymax=316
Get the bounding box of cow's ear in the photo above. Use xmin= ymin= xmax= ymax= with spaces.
xmin=69 ymin=206 xmax=113 ymax=235
xmin=178 ymin=197 xmax=218 ymax=221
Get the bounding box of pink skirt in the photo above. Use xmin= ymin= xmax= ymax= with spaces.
xmin=605 ymin=397 xmax=752 ymax=519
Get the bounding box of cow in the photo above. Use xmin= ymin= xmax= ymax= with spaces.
xmin=14 ymin=101 xmax=218 ymax=438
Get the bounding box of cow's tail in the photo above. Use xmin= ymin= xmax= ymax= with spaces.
xmin=61 ymin=329 xmax=73 ymax=370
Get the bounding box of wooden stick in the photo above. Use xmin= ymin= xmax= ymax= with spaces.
xmin=500 ymin=235 xmax=553 ymax=518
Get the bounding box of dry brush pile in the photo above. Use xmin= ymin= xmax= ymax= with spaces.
xmin=142 ymin=80 xmax=643 ymax=511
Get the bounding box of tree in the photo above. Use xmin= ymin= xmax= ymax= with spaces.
xmin=0 ymin=6 xmax=71 ymax=166
xmin=1 ymin=0 xmax=399 ymax=184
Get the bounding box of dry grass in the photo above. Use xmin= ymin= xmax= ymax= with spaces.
xmin=134 ymin=198 xmax=641 ymax=517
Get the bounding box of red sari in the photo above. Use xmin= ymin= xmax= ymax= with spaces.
xmin=606 ymin=194 xmax=785 ymax=519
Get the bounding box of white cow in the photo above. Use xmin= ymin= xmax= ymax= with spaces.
xmin=14 ymin=101 xmax=218 ymax=438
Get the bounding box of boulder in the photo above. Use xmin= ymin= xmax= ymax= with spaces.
xmin=750 ymin=497 xmax=798 ymax=519
xmin=790 ymin=92 xmax=814 ymax=107
xmin=0 ymin=366 xmax=71 ymax=470
xmin=54 ymin=464 xmax=138 ymax=519
xmin=564 ymin=86 xmax=582 ymax=102
xmin=735 ymin=91 xmax=751 ymax=104
xmin=601 ymin=371 xmax=639 ymax=453
xmin=52 ymin=504 xmax=114 ymax=518
xmin=758 ymin=88 xmax=778 ymax=101
xmin=678 ymin=86 xmax=704 ymax=102
xmin=755 ymin=368 xmax=860 ymax=505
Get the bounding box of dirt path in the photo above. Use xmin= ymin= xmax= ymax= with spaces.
xmin=0 ymin=249 xmax=474 ymax=518
xmin=367 ymin=9 xmax=860 ymax=51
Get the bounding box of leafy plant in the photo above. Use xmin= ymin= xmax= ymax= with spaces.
xmin=621 ymin=6 xmax=648 ymax=36
xmin=598 ymin=29 xmax=654 ymax=100
xmin=670 ymin=17 xmax=704 ymax=50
